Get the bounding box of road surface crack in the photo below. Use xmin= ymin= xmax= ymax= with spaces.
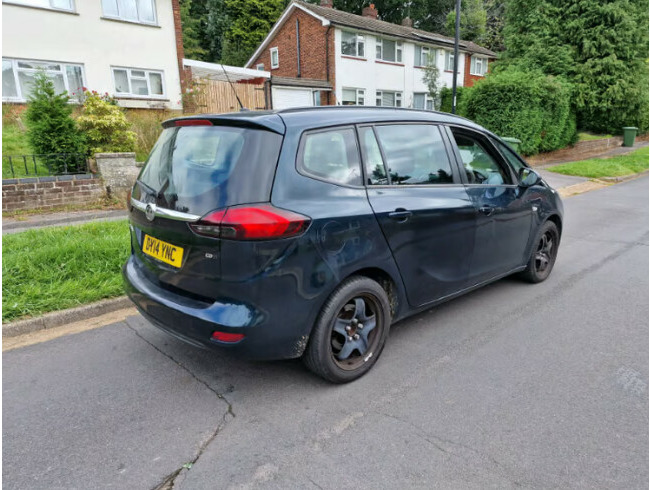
xmin=124 ymin=320 xmax=235 ymax=490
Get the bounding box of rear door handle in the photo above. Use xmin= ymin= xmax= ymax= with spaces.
xmin=479 ymin=205 xmax=495 ymax=216
xmin=388 ymin=209 xmax=413 ymax=222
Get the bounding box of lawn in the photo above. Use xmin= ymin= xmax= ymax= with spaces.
xmin=2 ymin=220 xmax=130 ymax=322
xmin=577 ymin=131 xmax=613 ymax=142
xmin=2 ymin=121 xmax=52 ymax=178
xmin=547 ymin=146 xmax=649 ymax=179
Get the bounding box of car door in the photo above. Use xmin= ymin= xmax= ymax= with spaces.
xmin=360 ymin=123 xmax=477 ymax=307
xmin=446 ymin=126 xmax=533 ymax=285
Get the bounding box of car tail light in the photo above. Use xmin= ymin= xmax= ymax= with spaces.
xmin=211 ymin=331 xmax=245 ymax=343
xmin=190 ymin=204 xmax=311 ymax=240
xmin=175 ymin=119 xmax=213 ymax=126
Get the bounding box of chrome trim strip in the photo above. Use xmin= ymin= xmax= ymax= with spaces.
xmin=130 ymin=197 xmax=201 ymax=222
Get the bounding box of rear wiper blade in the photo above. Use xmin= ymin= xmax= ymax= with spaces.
xmin=137 ymin=180 xmax=158 ymax=200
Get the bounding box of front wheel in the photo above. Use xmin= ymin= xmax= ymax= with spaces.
xmin=303 ymin=276 xmax=391 ymax=383
xmin=520 ymin=220 xmax=560 ymax=283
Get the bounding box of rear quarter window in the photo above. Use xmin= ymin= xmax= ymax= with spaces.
xmin=298 ymin=127 xmax=362 ymax=186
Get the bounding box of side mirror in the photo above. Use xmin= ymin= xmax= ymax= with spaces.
xmin=519 ymin=167 xmax=542 ymax=188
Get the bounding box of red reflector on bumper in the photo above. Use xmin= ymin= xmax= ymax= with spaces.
xmin=211 ymin=331 xmax=245 ymax=343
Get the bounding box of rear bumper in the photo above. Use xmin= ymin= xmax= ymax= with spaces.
xmin=122 ymin=256 xmax=309 ymax=360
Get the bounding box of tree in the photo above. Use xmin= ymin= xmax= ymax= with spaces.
xmin=24 ymin=71 xmax=86 ymax=164
xmin=221 ymin=0 xmax=286 ymax=66
xmin=483 ymin=0 xmax=505 ymax=51
xmin=180 ymin=0 xmax=207 ymax=60
xmin=422 ymin=58 xmax=441 ymax=108
xmin=501 ymin=0 xmax=649 ymax=133
xmin=444 ymin=0 xmax=488 ymax=44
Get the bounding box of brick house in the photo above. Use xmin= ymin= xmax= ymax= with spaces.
xmin=245 ymin=0 xmax=496 ymax=110
xmin=2 ymin=0 xmax=186 ymax=110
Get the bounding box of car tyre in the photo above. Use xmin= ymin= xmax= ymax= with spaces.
xmin=520 ymin=220 xmax=560 ymax=283
xmin=303 ymin=276 xmax=391 ymax=383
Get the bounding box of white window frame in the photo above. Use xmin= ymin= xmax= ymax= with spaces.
xmin=445 ymin=51 xmax=461 ymax=72
xmin=470 ymin=56 xmax=488 ymax=76
xmin=376 ymin=90 xmax=402 ymax=107
xmin=111 ymin=66 xmax=165 ymax=99
xmin=270 ymin=47 xmax=279 ymax=69
xmin=341 ymin=87 xmax=365 ymax=106
xmin=341 ymin=31 xmax=365 ymax=58
xmin=101 ymin=0 xmax=157 ymax=25
xmin=415 ymin=46 xmax=434 ymax=67
xmin=256 ymin=63 xmax=265 ymax=71
xmin=3 ymin=0 xmax=75 ymax=12
xmin=413 ymin=92 xmax=434 ymax=110
xmin=376 ymin=38 xmax=403 ymax=63
xmin=2 ymin=57 xmax=85 ymax=103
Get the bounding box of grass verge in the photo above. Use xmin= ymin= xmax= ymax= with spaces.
xmin=577 ymin=131 xmax=613 ymax=142
xmin=2 ymin=220 xmax=130 ymax=323
xmin=547 ymin=146 xmax=649 ymax=179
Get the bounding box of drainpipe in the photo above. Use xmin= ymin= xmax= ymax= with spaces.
xmin=296 ymin=19 xmax=301 ymax=78
xmin=325 ymin=24 xmax=332 ymax=104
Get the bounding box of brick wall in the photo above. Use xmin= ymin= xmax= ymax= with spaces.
xmin=464 ymin=56 xmax=491 ymax=88
xmin=251 ymin=8 xmax=336 ymax=105
xmin=2 ymin=175 xmax=103 ymax=212
xmin=171 ymin=0 xmax=186 ymax=94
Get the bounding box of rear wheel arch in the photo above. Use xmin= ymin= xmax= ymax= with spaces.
xmin=342 ymin=267 xmax=400 ymax=319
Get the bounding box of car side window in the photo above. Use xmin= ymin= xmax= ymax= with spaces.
xmin=299 ymin=128 xmax=362 ymax=186
xmin=359 ymin=127 xmax=389 ymax=185
xmin=495 ymin=139 xmax=527 ymax=176
xmin=450 ymin=129 xmax=512 ymax=185
xmin=373 ymin=124 xmax=454 ymax=185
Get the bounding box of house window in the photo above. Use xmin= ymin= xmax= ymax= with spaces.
xmin=376 ymin=38 xmax=402 ymax=63
xmin=470 ymin=56 xmax=488 ymax=76
xmin=101 ymin=0 xmax=157 ymax=24
xmin=445 ymin=51 xmax=460 ymax=72
xmin=112 ymin=67 xmax=164 ymax=97
xmin=342 ymin=88 xmax=365 ymax=105
xmin=376 ymin=90 xmax=402 ymax=107
xmin=414 ymin=46 xmax=434 ymax=67
xmin=270 ymin=47 xmax=279 ymax=69
xmin=2 ymin=58 xmax=85 ymax=102
xmin=4 ymin=0 xmax=74 ymax=12
xmin=413 ymin=93 xmax=434 ymax=110
xmin=341 ymin=31 xmax=365 ymax=58
xmin=313 ymin=91 xmax=322 ymax=106
xmin=256 ymin=63 xmax=265 ymax=71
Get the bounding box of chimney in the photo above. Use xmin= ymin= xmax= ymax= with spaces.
xmin=362 ymin=3 xmax=378 ymax=18
xmin=320 ymin=0 xmax=333 ymax=7
xmin=401 ymin=16 xmax=413 ymax=27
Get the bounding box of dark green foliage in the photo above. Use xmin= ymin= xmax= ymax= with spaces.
xmin=23 ymin=72 xmax=86 ymax=171
xmin=501 ymin=0 xmax=649 ymax=134
xmin=444 ymin=0 xmax=487 ymax=43
xmin=461 ymin=69 xmax=577 ymax=155
xmin=180 ymin=0 xmax=207 ymax=59
xmin=221 ymin=0 xmax=286 ymax=66
xmin=483 ymin=0 xmax=505 ymax=51
xmin=439 ymin=86 xmax=468 ymax=114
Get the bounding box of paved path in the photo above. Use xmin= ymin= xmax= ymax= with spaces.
xmin=2 ymin=209 xmax=127 ymax=235
xmin=3 ymin=176 xmax=648 ymax=489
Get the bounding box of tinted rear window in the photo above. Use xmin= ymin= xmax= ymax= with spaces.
xmin=134 ymin=126 xmax=282 ymax=215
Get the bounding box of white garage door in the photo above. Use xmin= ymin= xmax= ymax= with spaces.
xmin=272 ymin=87 xmax=313 ymax=109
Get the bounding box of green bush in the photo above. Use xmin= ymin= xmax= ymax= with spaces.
xmin=125 ymin=110 xmax=171 ymax=161
xmin=76 ymin=90 xmax=136 ymax=155
xmin=23 ymin=72 xmax=86 ymax=171
xmin=439 ymin=86 xmax=468 ymax=115
xmin=461 ymin=69 xmax=577 ymax=155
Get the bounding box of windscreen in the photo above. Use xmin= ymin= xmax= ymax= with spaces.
xmin=133 ymin=125 xmax=283 ymax=216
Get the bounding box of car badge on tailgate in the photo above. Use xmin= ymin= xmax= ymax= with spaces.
xmin=145 ymin=203 xmax=156 ymax=222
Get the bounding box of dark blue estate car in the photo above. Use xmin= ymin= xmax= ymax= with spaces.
xmin=124 ymin=107 xmax=563 ymax=383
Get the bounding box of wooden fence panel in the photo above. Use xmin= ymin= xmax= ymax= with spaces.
xmin=186 ymin=78 xmax=266 ymax=114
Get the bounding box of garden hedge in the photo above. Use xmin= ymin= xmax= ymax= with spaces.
xmin=453 ymin=70 xmax=578 ymax=155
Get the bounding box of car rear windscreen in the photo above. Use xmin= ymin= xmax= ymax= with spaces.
xmin=133 ymin=125 xmax=283 ymax=216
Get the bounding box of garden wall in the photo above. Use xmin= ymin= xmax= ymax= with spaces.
xmin=2 ymin=174 xmax=103 ymax=212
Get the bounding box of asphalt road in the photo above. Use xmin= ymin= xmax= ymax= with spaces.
xmin=4 ymin=176 xmax=648 ymax=490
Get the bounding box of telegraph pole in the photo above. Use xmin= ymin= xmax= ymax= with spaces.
xmin=451 ymin=0 xmax=461 ymax=114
